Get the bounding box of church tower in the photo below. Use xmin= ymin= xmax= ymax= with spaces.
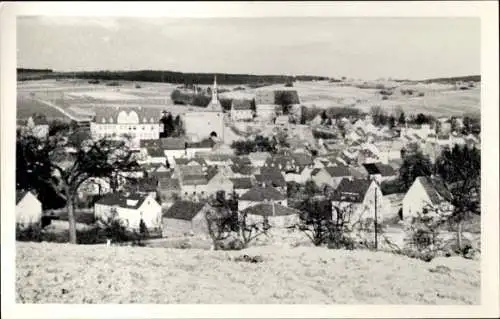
xmin=206 ymin=75 xmax=222 ymax=112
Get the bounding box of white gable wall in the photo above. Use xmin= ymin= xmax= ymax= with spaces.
xmin=16 ymin=192 xmax=42 ymax=226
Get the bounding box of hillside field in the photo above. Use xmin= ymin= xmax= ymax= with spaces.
xmin=16 ymin=242 xmax=480 ymax=304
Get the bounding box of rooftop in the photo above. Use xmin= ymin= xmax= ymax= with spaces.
xmin=163 ymin=200 xmax=208 ymax=220
xmin=239 ymin=185 xmax=286 ymax=201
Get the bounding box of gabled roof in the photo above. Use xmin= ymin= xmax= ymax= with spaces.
xmin=232 ymin=99 xmax=253 ymax=110
xmin=158 ymin=177 xmax=180 ymax=190
xmin=256 ymin=167 xmax=286 ymax=187
xmin=182 ymin=174 xmax=208 ymax=186
xmin=324 ymin=165 xmax=351 ymax=177
xmin=231 ymin=156 xmax=252 ymax=167
xmin=332 ymin=178 xmax=373 ymax=203
xmin=242 ymin=203 xmax=299 ymax=217
xmin=175 ymin=157 xmax=206 ymax=167
xmin=124 ymin=177 xmax=158 ymax=193
xmin=161 ymin=138 xmax=187 ymax=150
xmin=188 ymin=138 xmax=215 ymax=149
xmin=147 ymin=148 xmax=165 ymax=158
xmin=291 ymin=153 xmax=313 ymax=166
xmin=179 ymin=165 xmax=204 ymax=177
xmin=163 ymin=200 xmax=208 ymax=220
xmin=416 ymin=176 xmax=453 ymax=205
xmin=16 ymin=190 xmax=29 ymax=205
xmin=230 ymin=177 xmax=253 ymax=190
xmin=96 ymin=192 xmax=151 ymax=210
xmin=240 ymin=185 xmax=286 ymax=201
xmin=230 ymin=164 xmax=254 ymax=176
xmin=93 ymin=107 xmax=162 ymax=124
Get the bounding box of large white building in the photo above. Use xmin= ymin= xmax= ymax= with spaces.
xmin=90 ymin=106 xmax=163 ymax=146
xmin=183 ymin=76 xmax=225 ymax=142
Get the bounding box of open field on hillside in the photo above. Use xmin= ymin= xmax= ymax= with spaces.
xmin=16 ymin=96 xmax=70 ymax=121
xmin=17 ymin=79 xmax=480 ymax=120
xmin=16 ymin=242 xmax=480 ymax=304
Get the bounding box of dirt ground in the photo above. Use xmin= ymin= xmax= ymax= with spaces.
xmin=16 ymin=242 xmax=480 ymax=304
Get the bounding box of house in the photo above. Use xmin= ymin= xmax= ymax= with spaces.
xmin=402 ymin=176 xmax=453 ymax=220
xmin=231 ymin=99 xmax=253 ymax=121
xmin=185 ymin=139 xmax=214 ymax=158
xmin=162 ymin=201 xmax=212 ymax=237
xmin=255 ymin=90 xmax=277 ymax=122
xmin=242 ymin=203 xmax=300 ymax=228
xmin=123 ymin=177 xmax=158 ymax=198
xmin=311 ymin=165 xmax=352 ymax=189
xmin=206 ymin=168 xmax=234 ymax=198
xmin=238 ymin=185 xmax=288 ymax=211
xmin=230 ymin=177 xmax=254 ymax=197
xmin=362 ymin=162 xmax=398 ymax=183
xmin=275 ymin=115 xmax=289 ymax=127
xmin=255 ymin=167 xmax=287 ymax=193
xmin=16 ymin=190 xmax=42 ymax=227
xmin=180 ymin=174 xmax=209 ymax=200
xmin=331 ymin=178 xmax=385 ymax=226
xmin=94 ymin=192 xmax=162 ymax=231
xmin=198 ymin=153 xmax=233 ymax=167
xmin=248 ymin=152 xmax=272 ymax=167
xmin=284 ymin=165 xmax=314 ymax=184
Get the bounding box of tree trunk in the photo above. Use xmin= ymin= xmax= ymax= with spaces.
xmin=456 ymin=219 xmax=463 ymax=252
xmin=66 ymin=188 xmax=77 ymax=244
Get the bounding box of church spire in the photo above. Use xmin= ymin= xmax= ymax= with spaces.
xmin=212 ymin=75 xmax=218 ymax=104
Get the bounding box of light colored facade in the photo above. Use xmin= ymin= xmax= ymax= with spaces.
xmin=183 ymin=76 xmax=225 ymax=142
xmin=402 ymin=176 xmax=454 ymax=220
xmin=94 ymin=193 xmax=162 ymax=231
xmin=16 ymin=191 xmax=43 ymax=227
xmin=90 ymin=107 xmax=162 ymax=145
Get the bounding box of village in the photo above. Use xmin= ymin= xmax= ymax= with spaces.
xmin=16 ymin=74 xmax=481 ymax=256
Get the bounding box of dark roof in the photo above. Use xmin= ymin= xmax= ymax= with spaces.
xmin=93 ymin=106 xmax=162 ymax=124
xmin=182 ymin=174 xmax=208 ymax=186
xmin=175 ymin=157 xmax=206 ymax=166
xmin=32 ymin=116 xmax=49 ymax=125
xmin=375 ymin=163 xmax=397 ymax=176
xmin=255 ymin=90 xmax=275 ymax=105
xmin=188 ymin=138 xmax=215 ymax=149
xmin=231 ymin=156 xmax=252 ymax=167
xmin=325 ymin=165 xmax=352 ymax=177
xmin=232 ymin=99 xmax=253 ymax=110
xmin=179 ymin=165 xmax=204 ymax=177
xmin=96 ymin=192 xmax=151 ymax=209
xmin=311 ymin=168 xmax=322 ymax=176
xmin=230 ymin=177 xmax=253 ymax=189
xmin=147 ymin=148 xmax=165 ymax=158
xmin=417 ymin=176 xmax=453 ymax=205
xmin=16 ymin=190 xmax=28 ymax=204
xmin=242 ymin=203 xmax=299 ymax=217
xmin=239 ymin=186 xmax=286 ymax=201
xmin=206 ymin=166 xmax=219 ymax=181
xmin=332 ymin=178 xmax=373 ymax=203
xmin=363 ymin=163 xmax=380 ymax=175
xmin=158 ymin=177 xmax=180 ymax=190
xmin=160 ymin=138 xmax=187 ymax=150
xmin=163 ymin=201 xmax=208 ymax=220
xmin=150 ymin=170 xmax=174 ymax=179
xmin=124 ymin=177 xmax=158 ymax=193
xmin=256 ymin=167 xmax=286 ymax=187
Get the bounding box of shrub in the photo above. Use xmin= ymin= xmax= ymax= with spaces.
xmin=16 ymin=223 xmax=43 ymax=242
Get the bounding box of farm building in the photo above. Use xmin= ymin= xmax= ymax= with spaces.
xmin=94 ymin=192 xmax=162 ymax=231
xmin=16 ymin=190 xmax=42 ymax=227
xmin=311 ymin=165 xmax=352 ymax=189
xmin=362 ymin=162 xmax=398 ymax=183
xmin=242 ymin=203 xmax=300 ymax=228
xmin=162 ymin=201 xmax=211 ymax=237
xmin=402 ymin=176 xmax=454 ymax=220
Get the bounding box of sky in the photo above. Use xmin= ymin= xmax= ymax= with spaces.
xmin=17 ymin=16 xmax=480 ymax=81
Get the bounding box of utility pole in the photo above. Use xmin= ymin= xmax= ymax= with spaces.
xmin=374 ymin=184 xmax=378 ymax=250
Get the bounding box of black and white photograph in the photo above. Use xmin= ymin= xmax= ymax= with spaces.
xmin=1 ymin=1 xmax=499 ymax=318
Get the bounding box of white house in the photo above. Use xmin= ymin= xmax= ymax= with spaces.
xmin=248 ymin=152 xmax=272 ymax=167
xmin=26 ymin=116 xmax=49 ymax=139
xmin=231 ymin=99 xmax=253 ymax=121
xmin=242 ymin=203 xmax=300 ymax=228
xmin=331 ymin=178 xmax=386 ymax=227
xmin=402 ymin=176 xmax=454 ymax=220
xmin=16 ymin=190 xmax=43 ymax=227
xmin=94 ymin=192 xmax=162 ymax=231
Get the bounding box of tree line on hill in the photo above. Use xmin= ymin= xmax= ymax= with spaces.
xmin=17 ymin=69 xmax=329 ymax=84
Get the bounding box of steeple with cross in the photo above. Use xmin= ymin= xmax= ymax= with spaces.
xmin=207 ymin=75 xmax=222 ymax=112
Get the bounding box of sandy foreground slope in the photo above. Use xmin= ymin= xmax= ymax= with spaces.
xmin=16 ymin=242 xmax=480 ymax=304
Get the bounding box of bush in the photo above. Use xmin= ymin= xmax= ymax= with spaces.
xmin=16 ymin=223 xmax=43 ymax=242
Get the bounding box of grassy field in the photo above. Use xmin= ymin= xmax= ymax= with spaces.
xmin=16 ymin=242 xmax=480 ymax=304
